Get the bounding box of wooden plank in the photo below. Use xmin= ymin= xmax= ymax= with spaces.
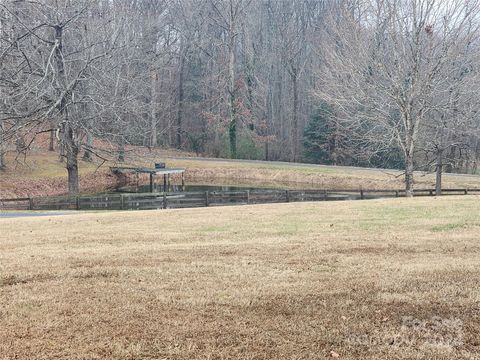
xmin=168 ymin=199 xmax=206 ymax=206
xmin=3 ymin=186 xmax=478 ymax=212
xmin=0 ymin=197 xmax=31 ymax=202
xmin=0 ymin=200 xmax=30 ymax=210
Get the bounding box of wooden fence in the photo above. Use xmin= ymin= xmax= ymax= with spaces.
xmin=1 ymin=188 xmax=479 ymax=212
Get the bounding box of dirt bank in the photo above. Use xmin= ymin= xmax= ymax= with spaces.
xmin=0 ymin=170 xmax=123 ymax=198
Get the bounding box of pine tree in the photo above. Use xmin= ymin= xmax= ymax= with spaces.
xmin=303 ymin=104 xmax=336 ymax=164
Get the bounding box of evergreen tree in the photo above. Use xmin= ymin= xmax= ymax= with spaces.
xmin=303 ymin=104 xmax=337 ymax=164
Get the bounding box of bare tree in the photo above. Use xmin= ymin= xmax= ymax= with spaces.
xmin=208 ymin=0 xmax=253 ymax=158
xmin=0 ymin=0 xmax=125 ymax=193
xmin=317 ymin=0 xmax=480 ymax=196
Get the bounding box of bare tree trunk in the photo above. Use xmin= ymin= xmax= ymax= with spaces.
xmin=276 ymin=67 xmax=285 ymax=146
xmin=49 ymin=128 xmax=55 ymax=151
xmin=0 ymin=121 xmax=5 ymax=169
xmin=445 ymin=146 xmax=455 ymax=173
xmin=176 ymin=50 xmax=186 ymax=149
xmin=435 ymin=148 xmax=443 ymax=196
xmin=228 ymin=5 xmax=237 ymax=159
xmin=405 ymin=151 xmax=414 ymax=197
xmin=65 ymin=124 xmax=79 ymax=195
xmin=58 ymin=133 xmax=65 ymax=163
xmin=0 ymin=137 xmax=4 ymax=169
xmin=80 ymin=69 xmax=92 ymax=162
xmin=82 ymin=131 xmax=93 ymax=162
xmin=54 ymin=24 xmax=78 ymax=194
xmin=118 ymin=136 xmax=125 ymax=163
xmin=228 ymin=91 xmax=237 ymax=159
xmin=290 ymin=69 xmax=298 ymax=162
xmin=474 ymin=140 xmax=480 ymax=174
xmin=55 ymin=24 xmax=66 ymax=165
xmin=150 ymin=70 xmax=158 ymax=148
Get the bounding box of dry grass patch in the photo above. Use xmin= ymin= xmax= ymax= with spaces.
xmin=1 ymin=196 xmax=480 ymax=359
xmin=161 ymin=157 xmax=480 ymax=191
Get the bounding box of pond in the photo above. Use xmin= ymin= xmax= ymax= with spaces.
xmin=116 ymin=184 xmax=280 ymax=193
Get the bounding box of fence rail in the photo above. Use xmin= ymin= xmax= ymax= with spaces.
xmin=1 ymin=188 xmax=480 ymax=212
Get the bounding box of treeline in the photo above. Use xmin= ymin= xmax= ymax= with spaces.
xmin=1 ymin=0 xmax=479 ymax=195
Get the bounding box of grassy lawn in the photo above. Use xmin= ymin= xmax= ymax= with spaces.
xmin=1 ymin=196 xmax=480 ymax=359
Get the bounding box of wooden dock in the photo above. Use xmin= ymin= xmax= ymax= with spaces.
xmin=112 ymin=166 xmax=186 ymax=192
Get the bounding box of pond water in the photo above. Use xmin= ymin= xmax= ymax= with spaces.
xmin=116 ymin=184 xmax=280 ymax=193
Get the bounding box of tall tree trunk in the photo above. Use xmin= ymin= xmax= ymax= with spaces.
xmin=82 ymin=131 xmax=93 ymax=162
xmin=405 ymin=151 xmax=414 ymax=197
xmin=65 ymin=124 xmax=79 ymax=195
xmin=55 ymin=25 xmax=66 ymax=165
xmin=446 ymin=146 xmax=456 ymax=173
xmin=58 ymin=132 xmax=65 ymax=162
xmin=474 ymin=140 xmax=480 ymax=175
xmin=228 ymin=97 xmax=237 ymax=159
xmin=150 ymin=70 xmax=158 ymax=148
xmin=228 ymin=10 xmax=237 ymax=159
xmin=176 ymin=51 xmax=186 ymax=149
xmin=403 ymin=112 xmax=416 ymax=198
xmin=0 ymin=142 xmax=4 ymax=169
xmin=54 ymin=24 xmax=78 ymax=194
xmin=49 ymin=127 xmax=55 ymax=151
xmin=435 ymin=148 xmax=443 ymax=196
xmin=290 ymin=70 xmax=298 ymax=162
xmin=0 ymin=121 xmax=5 ymax=169
xmin=118 ymin=136 xmax=125 ymax=163
xmin=276 ymin=67 xmax=285 ymax=153
xmin=80 ymin=66 xmax=91 ymax=161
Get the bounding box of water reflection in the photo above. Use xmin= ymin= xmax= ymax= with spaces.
xmin=116 ymin=184 xmax=280 ymax=193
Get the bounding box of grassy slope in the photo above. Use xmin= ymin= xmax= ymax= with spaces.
xmin=2 ymin=148 xmax=480 ymax=198
xmin=165 ymin=157 xmax=480 ymax=190
xmin=1 ymin=196 xmax=480 ymax=359
xmin=0 ymin=152 xmax=114 ymax=198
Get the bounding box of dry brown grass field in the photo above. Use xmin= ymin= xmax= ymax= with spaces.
xmin=1 ymin=196 xmax=480 ymax=359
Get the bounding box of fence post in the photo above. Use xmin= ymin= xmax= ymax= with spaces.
xmin=163 ymin=192 xmax=167 ymax=209
xmin=120 ymin=194 xmax=125 ymax=210
xmin=360 ymin=189 xmax=365 ymax=200
xmin=205 ymin=191 xmax=209 ymax=207
xmin=323 ymin=189 xmax=328 ymax=201
xmin=28 ymin=197 xmax=33 ymax=210
xmin=395 ymin=190 xmax=399 ymax=198
xmin=286 ymin=190 xmax=290 ymax=202
xmin=465 ymin=189 xmax=468 ymax=195
xmin=75 ymin=196 xmax=80 ymax=210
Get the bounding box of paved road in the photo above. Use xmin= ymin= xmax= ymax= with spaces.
xmin=0 ymin=212 xmax=69 ymax=219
